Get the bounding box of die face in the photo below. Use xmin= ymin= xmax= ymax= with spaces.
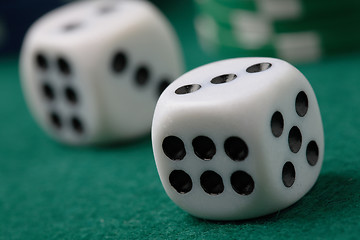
xmin=157 ymin=58 xmax=292 ymax=107
xmin=153 ymin=107 xmax=266 ymax=220
xmin=259 ymin=74 xmax=324 ymax=211
xmin=96 ymin=2 xmax=183 ymax=140
xmin=21 ymin=42 xmax=102 ymax=145
xmin=152 ymin=57 xmax=324 ymax=220
xmin=21 ymin=0 xmax=183 ymax=144
xmin=30 ymin=0 xmax=155 ymax=46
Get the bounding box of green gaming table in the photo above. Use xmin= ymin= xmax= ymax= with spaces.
xmin=1 ymin=1 xmax=360 ymax=239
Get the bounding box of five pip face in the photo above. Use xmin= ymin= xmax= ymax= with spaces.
xmin=20 ymin=0 xmax=184 ymax=145
xmin=152 ymin=57 xmax=324 ymax=221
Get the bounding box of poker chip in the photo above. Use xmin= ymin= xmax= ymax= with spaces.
xmin=194 ymin=0 xmax=360 ymax=63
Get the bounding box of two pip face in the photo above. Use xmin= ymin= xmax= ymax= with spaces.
xmin=20 ymin=0 xmax=183 ymax=145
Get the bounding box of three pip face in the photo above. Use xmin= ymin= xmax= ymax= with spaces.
xmin=152 ymin=57 xmax=324 ymax=220
xmin=20 ymin=0 xmax=183 ymax=145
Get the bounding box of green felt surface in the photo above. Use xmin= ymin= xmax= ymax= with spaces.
xmin=1 ymin=1 xmax=360 ymax=239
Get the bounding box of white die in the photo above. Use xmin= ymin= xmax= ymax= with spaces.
xmin=152 ymin=57 xmax=324 ymax=220
xmin=20 ymin=0 xmax=183 ymax=145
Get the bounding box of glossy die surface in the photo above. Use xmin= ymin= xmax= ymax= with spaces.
xmin=20 ymin=0 xmax=183 ymax=145
xmin=152 ymin=57 xmax=324 ymax=220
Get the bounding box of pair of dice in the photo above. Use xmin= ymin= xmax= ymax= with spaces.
xmin=21 ymin=0 xmax=324 ymax=221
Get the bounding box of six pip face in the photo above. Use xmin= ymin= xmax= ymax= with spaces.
xmin=152 ymin=57 xmax=324 ymax=220
xmin=20 ymin=0 xmax=183 ymax=145
xmin=29 ymin=51 xmax=98 ymax=143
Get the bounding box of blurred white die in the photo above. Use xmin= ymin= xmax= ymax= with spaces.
xmin=20 ymin=0 xmax=183 ymax=145
xmin=152 ymin=57 xmax=324 ymax=221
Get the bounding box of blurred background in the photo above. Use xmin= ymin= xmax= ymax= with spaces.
xmin=1 ymin=0 xmax=360 ymax=64
xmin=193 ymin=0 xmax=360 ymax=63
xmin=0 ymin=0 xmax=70 ymax=56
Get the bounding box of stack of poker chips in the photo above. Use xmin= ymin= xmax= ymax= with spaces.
xmin=194 ymin=0 xmax=360 ymax=63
